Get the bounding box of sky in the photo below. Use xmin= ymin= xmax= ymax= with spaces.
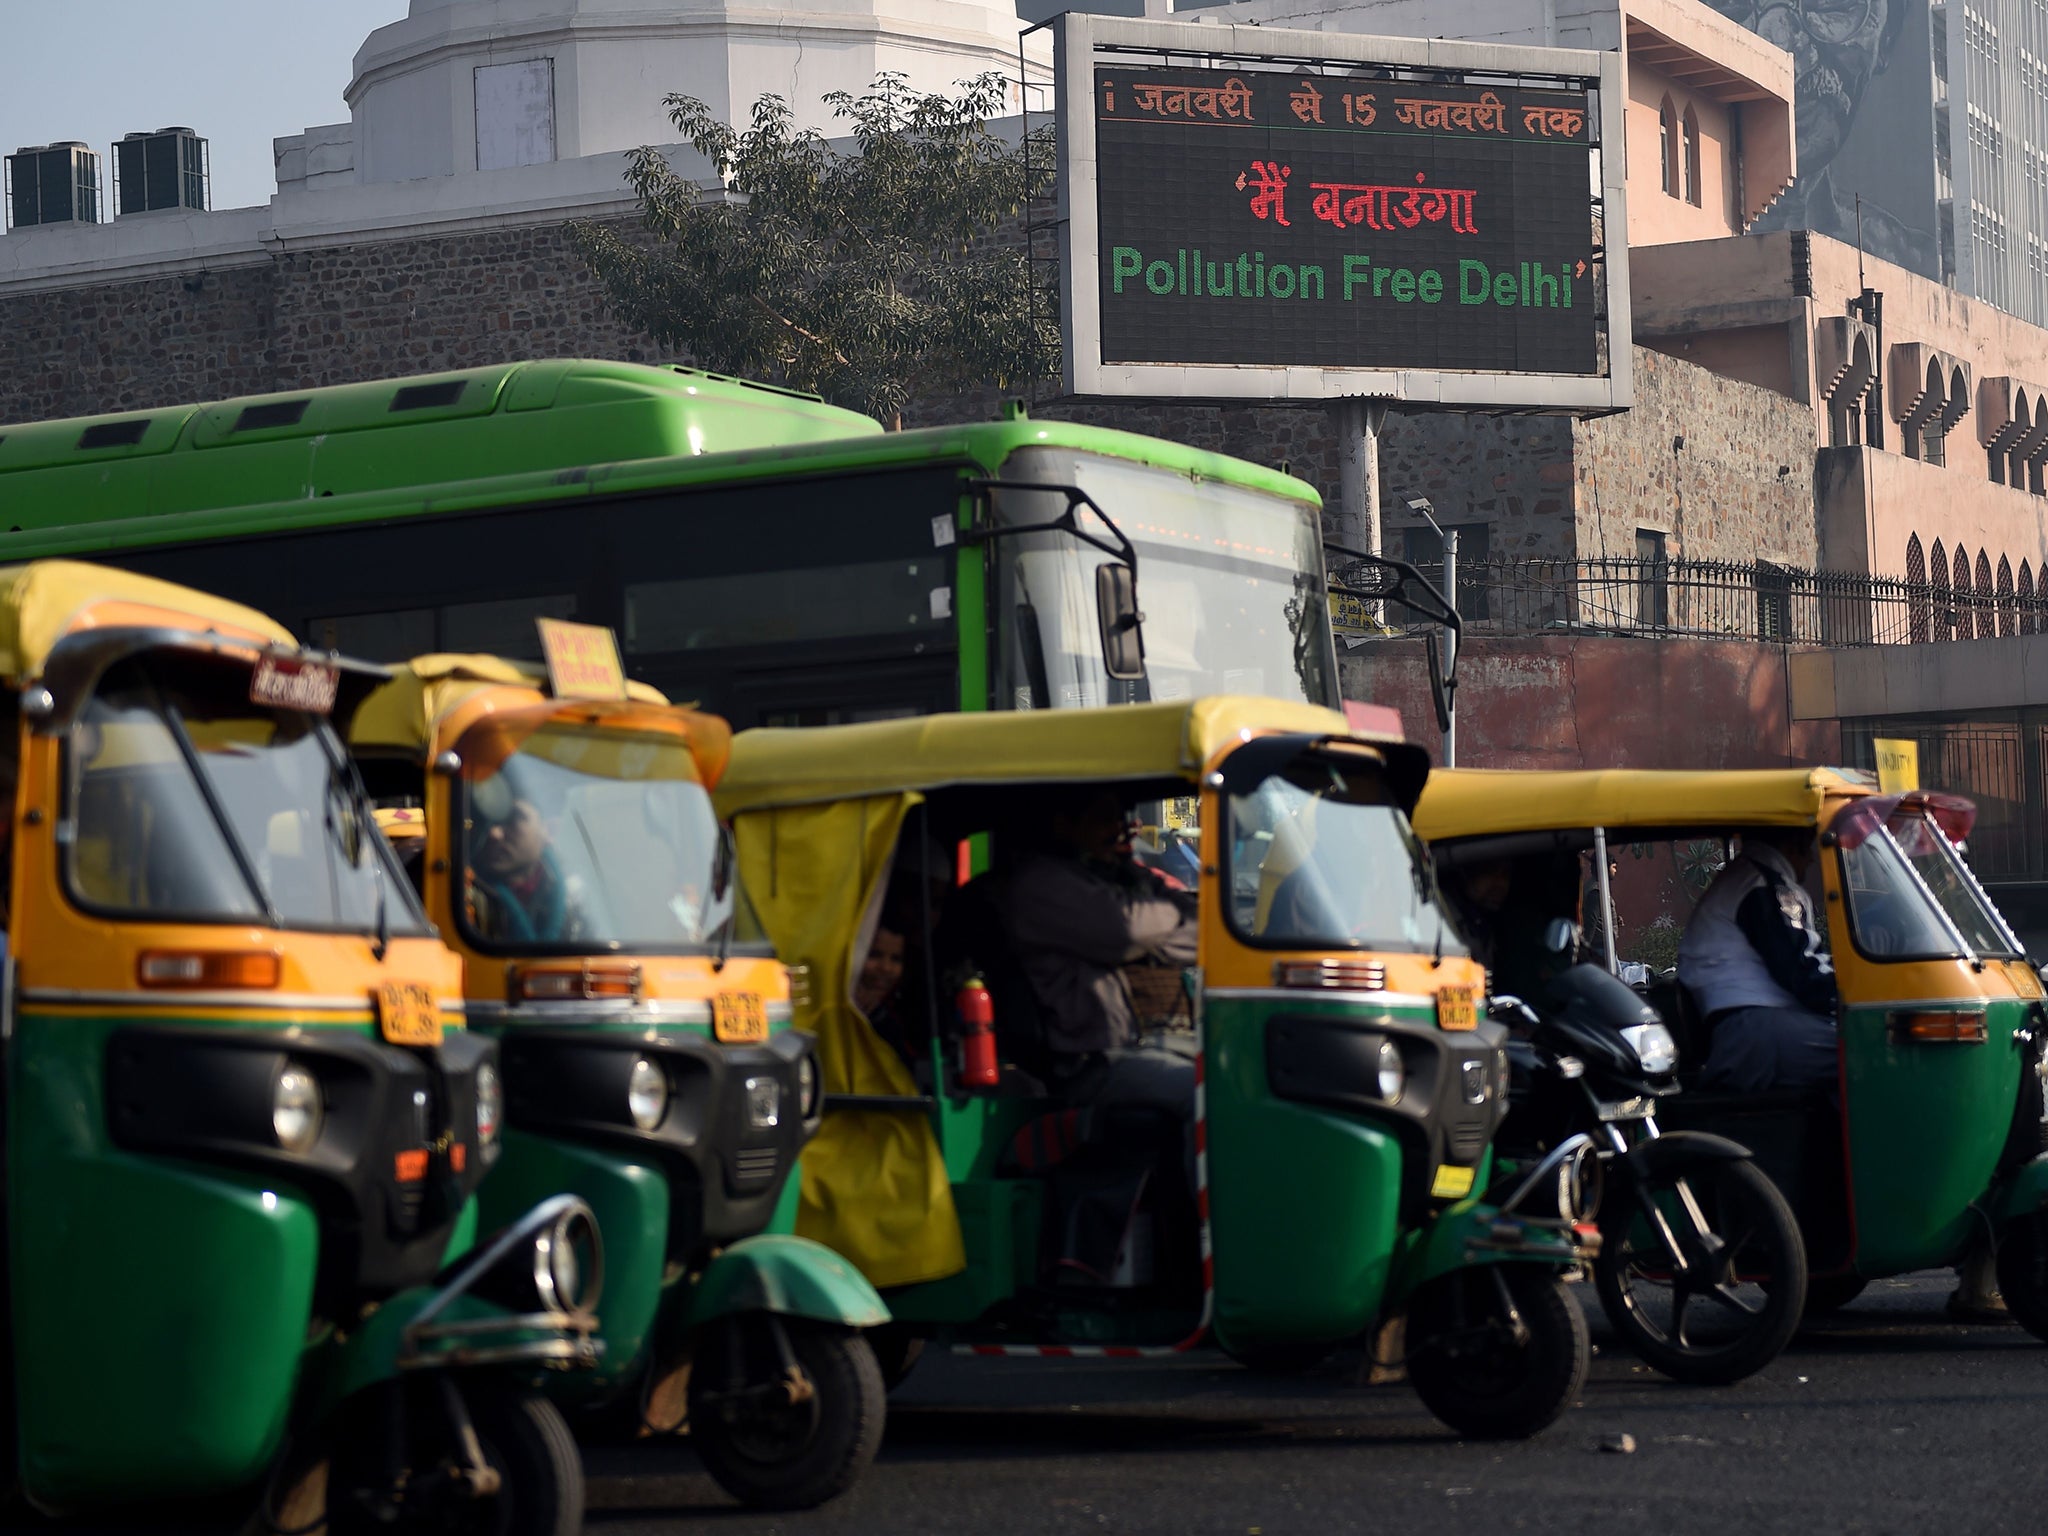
xmin=0 ymin=2 xmax=410 ymax=214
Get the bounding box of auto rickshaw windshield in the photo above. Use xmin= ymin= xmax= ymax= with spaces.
xmin=458 ymin=722 xmax=750 ymax=952
xmin=1884 ymin=810 xmax=2024 ymax=959
xmin=70 ymin=660 xmax=429 ymax=932
xmin=1226 ymin=754 xmax=1468 ymax=954
xmin=1837 ymin=816 xmax=1987 ymax=961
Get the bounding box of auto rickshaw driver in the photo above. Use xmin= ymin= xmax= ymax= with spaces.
xmin=465 ymin=771 xmax=588 ymax=943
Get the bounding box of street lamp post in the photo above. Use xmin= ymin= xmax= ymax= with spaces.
xmin=1407 ymin=496 xmax=1457 ymax=767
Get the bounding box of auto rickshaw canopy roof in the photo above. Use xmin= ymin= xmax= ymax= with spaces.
xmin=347 ymin=653 xmax=670 ymax=754
xmin=1412 ymin=767 xmax=1873 ymax=844
xmin=717 ymin=695 xmax=1380 ymax=816
xmin=0 ymin=559 xmax=294 ymax=685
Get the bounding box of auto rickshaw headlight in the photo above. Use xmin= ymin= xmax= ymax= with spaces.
xmin=474 ymin=1061 xmax=502 ymax=1148
xmin=627 ymin=1057 xmax=669 ymax=1131
xmin=531 ymin=1203 xmax=603 ymax=1316
xmin=745 ymin=1075 xmax=782 ymax=1129
xmin=272 ymin=1062 xmax=323 ymax=1154
xmin=1620 ymin=1022 xmax=1679 ymax=1077
xmin=1375 ymin=1038 xmax=1405 ymax=1104
xmin=797 ymin=1052 xmax=821 ymax=1122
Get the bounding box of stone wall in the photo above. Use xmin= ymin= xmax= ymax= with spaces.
xmin=0 ymin=220 xmax=658 ymax=426
xmin=1573 ymin=343 xmax=1817 ymax=568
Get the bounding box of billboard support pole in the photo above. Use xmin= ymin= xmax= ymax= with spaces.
xmin=1332 ymin=397 xmax=1389 ymax=557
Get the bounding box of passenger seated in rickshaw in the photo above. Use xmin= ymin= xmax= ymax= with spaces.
xmin=466 ymin=777 xmax=588 ymax=943
xmin=989 ymin=787 xmax=1198 ymax=1131
xmin=854 ymin=894 xmax=926 ymax=1071
xmin=1440 ymin=852 xmax=1580 ymax=1009
xmin=1677 ymin=827 xmax=1838 ymax=1094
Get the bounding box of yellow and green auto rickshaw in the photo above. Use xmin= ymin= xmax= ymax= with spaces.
xmin=349 ymin=653 xmax=889 ymax=1509
xmin=1412 ymin=767 xmax=2048 ymax=1336
xmin=715 ymin=697 xmax=1598 ymax=1440
xmin=0 ymin=563 xmax=601 ymax=1531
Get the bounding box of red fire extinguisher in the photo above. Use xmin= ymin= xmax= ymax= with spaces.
xmin=956 ymin=975 xmax=1000 ymax=1090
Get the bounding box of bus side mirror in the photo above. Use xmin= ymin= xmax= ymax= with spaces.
xmin=1096 ymin=562 xmax=1146 ymax=682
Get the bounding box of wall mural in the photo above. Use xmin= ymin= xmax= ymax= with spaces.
xmin=1704 ymin=0 xmax=1940 ymax=278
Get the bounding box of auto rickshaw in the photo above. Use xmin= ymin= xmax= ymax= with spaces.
xmin=714 ymin=697 xmax=1598 ymax=1440
xmin=1411 ymin=766 xmax=2048 ymax=1337
xmin=348 ymin=652 xmax=890 ymax=1510
xmin=0 ymin=563 xmax=601 ymax=1531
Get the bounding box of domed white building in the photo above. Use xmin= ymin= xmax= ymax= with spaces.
xmin=343 ymin=0 xmax=1046 ymax=185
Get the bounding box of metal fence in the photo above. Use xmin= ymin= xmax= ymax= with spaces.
xmin=1361 ymin=557 xmax=2048 ymax=647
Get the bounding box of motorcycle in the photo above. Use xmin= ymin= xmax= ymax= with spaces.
xmin=1491 ymin=920 xmax=1807 ymax=1385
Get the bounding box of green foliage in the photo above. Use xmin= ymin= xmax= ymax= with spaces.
xmin=573 ymin=72 xmax=1059 ymax=425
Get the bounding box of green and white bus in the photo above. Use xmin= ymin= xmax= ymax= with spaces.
xmin=0 ymin=359 xmax=1434 ymax=725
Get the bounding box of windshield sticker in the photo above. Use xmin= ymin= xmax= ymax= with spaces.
xmin=931 ymin=513 xmax=957 ymax=548
xmin=250 ymin=656 xmax=340 ymax=715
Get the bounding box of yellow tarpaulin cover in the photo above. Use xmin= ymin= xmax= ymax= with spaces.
xmin=732 ymin=791 xmax=966 ymax=1290
xmin=1412 ymin=767 xmax=1866 ymax=843
xmin=0 ymin=559 xmax=292 ymax=683
xmin=348 ymin=653 xmax=667 ymax=756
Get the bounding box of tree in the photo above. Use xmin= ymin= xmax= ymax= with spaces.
xmin=573 ymin=72 xmax=1058 ymax=426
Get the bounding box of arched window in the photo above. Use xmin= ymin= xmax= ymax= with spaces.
xmin=2020 ymin=560 xmax=2037 ymax=635
xmin=1978 ymin=551 xmax=1997 ymax=636
xmin=1955 ymin=545 xmax=1977 ymax=639
xmin=1906 ymin=533 xmax=1929 ymax=642
xmin=1682 ymin=105 xmax=1702 ymax=207
xmin=1660 ymin=96 xmax=1677 ymax=197
xmin=1931 ymin=539 xmax=1953 ymax=641
xmin=1998 ymin=554 xmax=2016 ymax=636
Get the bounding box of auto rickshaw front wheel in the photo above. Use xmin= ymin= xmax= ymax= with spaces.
xmin=1404 ymin=1265 xmax=1589 ymax=1440
xmin=1995 ymin=1210 xmax=2048 ymax=1344
xmin=686 ymin=1314 xmax=885 ymax=1509
xmin=319 ymin=1383 xmax=583 ymax=1536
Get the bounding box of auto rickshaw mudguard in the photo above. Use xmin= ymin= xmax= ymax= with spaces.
xmin=1990 ymin=1153 xmax=2048 ymax=1225
xmin=474 ymin=1126 xmax=670 ymax=1395
xmin=679 ymin=1234 xmax=891 ymax=1332
xmin=11 ymin=1145 xmax=318 ymax=1514
xmin=1391 ymin=1195 xmax=1583 ymax=1300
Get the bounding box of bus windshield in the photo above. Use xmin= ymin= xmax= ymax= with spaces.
xmin=995 ymin=449 xmax=1339 ymax=711
xmin=456 ymin=723 xmax=745 ymax=954
xmin=70 ymin=660 xmax=428 ymax=934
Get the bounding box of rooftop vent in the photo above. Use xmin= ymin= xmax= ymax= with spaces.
xmin=5 ymin=141 xmax=102 ymax=229
xmin=115 ymin=127 xmax=208 ymax=217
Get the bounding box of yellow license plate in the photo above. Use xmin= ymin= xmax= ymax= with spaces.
xmin=375 ymin=981 xmax=444 ymax=1047
xmin=1430 ymin=1164 xmax=1476 ymax=1200
xmin=712 ymin=991 xmax=768 ymax=1044
xmin=1436 ymin=985 xmax=1479 ymax=1031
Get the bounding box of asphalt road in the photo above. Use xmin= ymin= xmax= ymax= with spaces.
xmin=40 ymin=1272 xmax=2048 ymax=1535
xmin=586 ymin=1272 xmax=2048 ymax=1536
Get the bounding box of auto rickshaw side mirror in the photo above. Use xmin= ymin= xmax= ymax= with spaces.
xmin=1095 ymin=561 xmax=1146 ymax=682
xmin=1543 ymin=917 xmax=1580 ymax=955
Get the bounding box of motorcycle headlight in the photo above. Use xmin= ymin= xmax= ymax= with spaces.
xmin=797 ymin=1052 xmax=821 ymax=1121
xmin=272 ymin=1061 xmax=322 ymax=1155
xmin=1620 ymin=1022 xmax=1679 ymax=1077
xmin=1375 ymin=1038 xmax=1405 ymax=1104
xmin=627 ymin=1057 xmax=669 ymax=1132
xmin=474 ymin=1060 xmax=502 ymax=1148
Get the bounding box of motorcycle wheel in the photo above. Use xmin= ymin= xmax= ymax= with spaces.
xmin=686 ymin=1315 xmax=885 ymax=1510
xmin=1995 ymin=1211 xmax=2048 ymax=1344
xmin=1595 ymin=1155 xmax=1805 ymax=1385
xmin=324 ymin=1386 xmax=583 ymax=1536
xmin=1405 ymin=1266 xmax=1588 ymax=1440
